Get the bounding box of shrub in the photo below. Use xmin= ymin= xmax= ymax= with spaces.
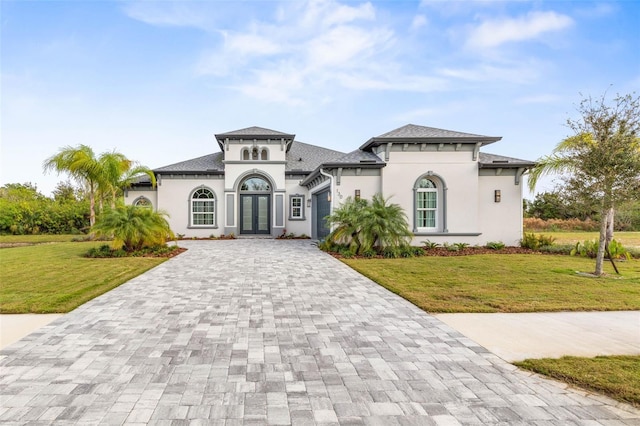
xmin=453 ymin=242 xmax=470 ymax=250
xmin=443 ymin=243 xmax=459 ymax=252
xmin=85 ymin=244 xmax=127 ymax=258
xmin=571 ymin=239 xmax=632 ymax=260
xmin=485 ymin=241 xmax=505 ymax=250
xmin=520 ymin=233 xmax=556 ymax=250
xmin=422 ymin=240 xmax=440 ymax=249
xmin=92 ymin=205 xmax=174 ymax=252
xmin=382 ymin=246 xmax=401 ymax=258
xmin=538 ymin=244 xmax=573 ymax=255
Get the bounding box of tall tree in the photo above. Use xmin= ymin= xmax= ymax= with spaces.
xmin=43 ymin=145 xmax=102 ymax=226
xmin=99 ymin=151 xmax=156 ymax=209
xmin=528 ymin=92 xmax=640 ymax=275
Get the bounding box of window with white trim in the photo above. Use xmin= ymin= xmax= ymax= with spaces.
xmin=289 ymin=195 xmax=305 ymax=220
xmin=416 ymin=178 xmax=437 ymax=230
xmin=191 ymin=188 xmax=216 ymax=226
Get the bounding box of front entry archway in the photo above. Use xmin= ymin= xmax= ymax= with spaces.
xmin=239 ymin=176 xmax=271 ymax=235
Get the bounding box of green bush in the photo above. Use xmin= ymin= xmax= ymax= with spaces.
xmin=571 ymin=239 xmax=631 ymax=260
xmin=520 ymin=233 xmax=556 ymax=250
xmin=422 ymin=240 xmax=440 ymax=249
xmin=538 ymin=244 xmax=573 ymax=255
xmin=485 ymin=241 xmax=506 ymax=250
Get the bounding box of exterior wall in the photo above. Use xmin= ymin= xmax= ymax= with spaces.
xmin=381 ymin=150 xmax=480 ymax=238
xmin=334 ymin=170 xmax=381 ymax=206
xmin=156 ymin=176 xmax=225 ymax=238
xmin=124 ymin=189 xmax=157 ymax=209
xmin=478 ymin=173 xmax=523 ymax=246
xmin=284 ymin=179 xmax=312 ymax=237
xmin=223 ymin=157 xmax=287 ymax=237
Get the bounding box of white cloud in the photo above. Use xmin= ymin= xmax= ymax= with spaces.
xmin=411 ymin=15 xmax=428 ymax=30
xmin=467 ymin=11 xmax=573 ymax=49
xmin=122 ymin=1 xmax=211 ymax=30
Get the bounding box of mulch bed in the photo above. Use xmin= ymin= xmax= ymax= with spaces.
xmin=330 ymin=246 xmax=539 ymax=259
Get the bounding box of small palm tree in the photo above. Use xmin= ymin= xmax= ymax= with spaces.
xmin=93 ymin=204 xmax=174 ymax=252
xmin=361 ymin=194 xmax=413 ymax=252
xmin=325 ymin=196 xmax=369 ymax=253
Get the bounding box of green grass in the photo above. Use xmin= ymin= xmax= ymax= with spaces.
xmin=343 ymin=254 xmax=640 ymax=313
xmin=0 ymin=241 xmax=166 ymax=313
xmin=516 ymin=355 xmax=640 ymax=407
xmin=542 ymin=231 xmax=640 ymax=249
xmin=0 ymin=234 xmax=79 ymax=243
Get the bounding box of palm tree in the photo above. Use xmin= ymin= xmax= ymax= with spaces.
xmin=92 ymin=204 xmax=174 ymax=252
xmin=361 ymin=194 xmax=413 ymax=252
xmin=325 ymin=196 xmax=369 ymax=253
xmin=99 ymin=151 xmax=156 ymax=209
xmin=43 ymin=145 xmax=102 ymax=226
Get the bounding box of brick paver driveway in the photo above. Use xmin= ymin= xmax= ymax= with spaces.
xmin=1 ymin=240 xmax=638 ymax=425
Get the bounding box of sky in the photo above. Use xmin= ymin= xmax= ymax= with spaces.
xmin=2 ymin=0 xmax=639 ymax=198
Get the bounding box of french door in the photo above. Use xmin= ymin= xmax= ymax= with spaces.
xmin=240 ymin=194 xmax=270 ymax=234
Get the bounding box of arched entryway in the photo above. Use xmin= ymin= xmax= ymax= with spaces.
xmin=239 ymin=176 xmax=271 ymax=235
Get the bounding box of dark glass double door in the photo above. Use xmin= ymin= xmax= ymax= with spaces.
xmin=240 ymin=194 xmax=270 ymax=234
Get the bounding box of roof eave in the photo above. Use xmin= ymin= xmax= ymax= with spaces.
xmin=479 ymin=162 xmax=535 ymax=169
xmin=359 ymin=136 xmax=502 ymax=151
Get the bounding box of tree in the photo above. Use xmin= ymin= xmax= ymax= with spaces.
xmin=92 ymin=204 xmax=174 ymax=252
xmin=528 ymin=92 xmax=640 ymax=275
xmin=325 ymin=196 xmax=369 ymax=254
xmin=44 ymin=145 xmax=156 ymax=225
xmin=325 ymin=194 xmax=413 ymax=254
xmin=360 ymin=194 xmax=413 ymax=252
xmin=43 ymin=145 xmax=102 ymax=226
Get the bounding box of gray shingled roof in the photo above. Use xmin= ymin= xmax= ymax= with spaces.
xmin=360 ymin=124 xmax=501 ymax=150
xmin=331 ymin=149 xmax=384 ymax=164
xmin=215 ymin=126 xmax=295 ymax=138
xmin=478 ymin=152 xmax=535 ymax=168
xmin=285 ymin=141 xmax=345 ymax=172
xmin=154 ymin=153 xmax=225 ymax=173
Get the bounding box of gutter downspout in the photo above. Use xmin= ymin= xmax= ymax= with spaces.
xmin=319 ymin=168 xmax=333 ymax=212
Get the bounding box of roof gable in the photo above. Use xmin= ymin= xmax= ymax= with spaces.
xmin=360 ymin=124 xmax=501 ymax=150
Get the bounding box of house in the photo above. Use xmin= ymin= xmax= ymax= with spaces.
xmin=126 ymin=124 xmax=534 ymax=245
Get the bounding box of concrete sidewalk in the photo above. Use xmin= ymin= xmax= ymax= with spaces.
xmin=435 ymin=311 xmax=640 ymax=362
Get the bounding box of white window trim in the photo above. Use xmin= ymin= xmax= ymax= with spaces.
xmin=189 ymin=187 xmax=218 ymax=228
xmin=289 ymin=194 xmax=305 ymax=220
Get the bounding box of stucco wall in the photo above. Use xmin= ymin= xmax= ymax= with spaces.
xmin=381 ymin=151 xmax=480 ymax=235
xmin=284 ymin=180 xmax=312 ymax=236
xmin=156 ymin=177 xmax=225 ymax=238
xmin=478 ymin=174 xmax=524 ymax=246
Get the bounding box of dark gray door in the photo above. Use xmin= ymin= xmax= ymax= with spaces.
xmin=315 ymin=190 xmax=331 ymax=240
xmin=240 ymin=194 xmax=270 ymax=234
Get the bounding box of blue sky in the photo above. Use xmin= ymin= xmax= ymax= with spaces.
xmin=2 ymin=0 xmax=639 ymax=197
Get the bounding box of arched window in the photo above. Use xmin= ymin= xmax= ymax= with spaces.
xmin=242 ymin=149 xmax=250 ymax=161
xmin=261 ymin=148 xmax=268 ymax=160
xmin=191 ymin=187 xmax=216 ymax=226
xmin=251 ymin=147 xmax=259 ymax=160
xmin=416 ymin=178 xmax=438 ymax=230
xmin=240 ymin=177 xmax=270 ymax=192
xmin=133 ymin=196 xmax=152 ymax=209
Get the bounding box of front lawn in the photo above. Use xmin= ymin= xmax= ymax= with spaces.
xmin=0 ymin=241 xmax=166 ymax=313
xmin=343 ymin=254 xmax=640 ymax=312
xmin=516 ymin=355 xmax=640 ymax=407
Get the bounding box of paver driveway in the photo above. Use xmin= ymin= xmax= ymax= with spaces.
xmin=1 ymin=240 xmax=638 ymax=425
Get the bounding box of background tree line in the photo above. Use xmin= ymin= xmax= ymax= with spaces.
xmin=0 ymin=182 xmax=90 ymax=234
xmin=1 ymin=145 xmax=156 ymax=235
xmin=524 ymin=189 xmax=640 ymax=231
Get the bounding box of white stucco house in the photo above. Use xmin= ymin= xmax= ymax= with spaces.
xmin=126 ymin=124 xmax=534 ymax=246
